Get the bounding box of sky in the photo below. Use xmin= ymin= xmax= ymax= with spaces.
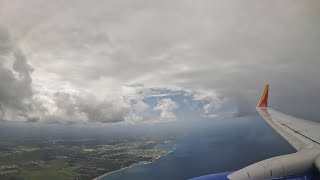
xmin=0 ymin=0 xmax=320 ymax=125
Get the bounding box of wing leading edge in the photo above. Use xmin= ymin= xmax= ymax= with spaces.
xmin=257 ymin=84 xmax=320 ymax=151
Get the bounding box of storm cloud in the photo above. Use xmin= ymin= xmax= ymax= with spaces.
xmin=0 ymin=26 xmax=34 ymax=121
xmin=1 ymin=0 xmax=320 ymax=123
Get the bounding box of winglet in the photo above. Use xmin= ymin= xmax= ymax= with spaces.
xmin=257 ymin=84 xmax=269 ymax=107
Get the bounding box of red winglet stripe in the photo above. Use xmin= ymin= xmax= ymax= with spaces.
xmin=258 ymin=84 xmax=269 ymax=107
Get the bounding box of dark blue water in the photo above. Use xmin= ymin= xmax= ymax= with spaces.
xmin=101 ymin=116 xmax=295 ymax=180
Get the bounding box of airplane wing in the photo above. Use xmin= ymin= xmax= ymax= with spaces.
xmin=226 ymin=85 xmax=320 ymax=180
xmin=256 ymin=84 xmax=320 ymax=151
xmin=191 ymin=84 xmax=320 ymax=180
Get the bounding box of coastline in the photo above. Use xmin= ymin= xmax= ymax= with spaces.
xmin=92 ymin=147 xmax=175 ymax=180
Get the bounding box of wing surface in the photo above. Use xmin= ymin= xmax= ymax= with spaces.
xmin=257 ymin=85 xmax=320 ymax=151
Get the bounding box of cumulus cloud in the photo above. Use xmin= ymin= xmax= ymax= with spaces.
xmin=154 ymin=98 xmax=179 ymax=121
xmin=0 ymin=25 xmax=139 ymax=124
xmin=51 ymin=92 xmax=131 ymax=123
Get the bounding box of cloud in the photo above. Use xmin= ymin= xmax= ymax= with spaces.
xmin=0 ymin=26 xmax=34 ymax=121
xmin=154 ymin=98 xmax=179 ymax=121
xmin=1 ymin=0 xmax=320 ymax=123
xmin=0 ymin=26 xmax=12 ymax=55
xmin=0 ymin=26 xmax=136 ymax=124
xmin=36 ymin=91 xmax=132 ymax=124
xmin=13 ymin=49 xmax=34 ymax=82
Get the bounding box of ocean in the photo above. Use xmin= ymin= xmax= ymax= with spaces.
xmin=100 ymin=116 xmax=295 ymax=180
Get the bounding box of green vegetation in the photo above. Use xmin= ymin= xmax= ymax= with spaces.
xmin=0 ymin=138 xmax=169 ymax=180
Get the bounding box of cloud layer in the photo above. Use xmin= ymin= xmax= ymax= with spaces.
xmin=1 ymin=0 xmax=320 ymax=123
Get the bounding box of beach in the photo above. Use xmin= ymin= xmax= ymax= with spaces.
xmin=92 ymin=145 xmax=175 ymax=180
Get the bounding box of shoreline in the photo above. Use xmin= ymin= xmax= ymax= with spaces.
xmin=92 ymin=147 xmax=175 ymax=180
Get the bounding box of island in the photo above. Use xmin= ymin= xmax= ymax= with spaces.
xmin=0 ymin=136 xmax=173 ymax=180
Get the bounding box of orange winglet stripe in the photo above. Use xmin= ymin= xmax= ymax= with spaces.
xmin=258 ymin=84 xmax=269 ymax=107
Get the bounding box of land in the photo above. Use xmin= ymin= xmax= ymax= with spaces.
xmin=0 ymin=124 xmax=173 ymax=180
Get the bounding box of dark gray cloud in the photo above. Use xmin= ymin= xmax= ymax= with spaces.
xmin=0 ymin=26 xmax=34 ymax=121
xmin=26 ymin=116 xmax=40 ymax=123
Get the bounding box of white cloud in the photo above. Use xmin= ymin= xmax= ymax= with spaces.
xmin=154 ymin=98 xmax=179 ymax=121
